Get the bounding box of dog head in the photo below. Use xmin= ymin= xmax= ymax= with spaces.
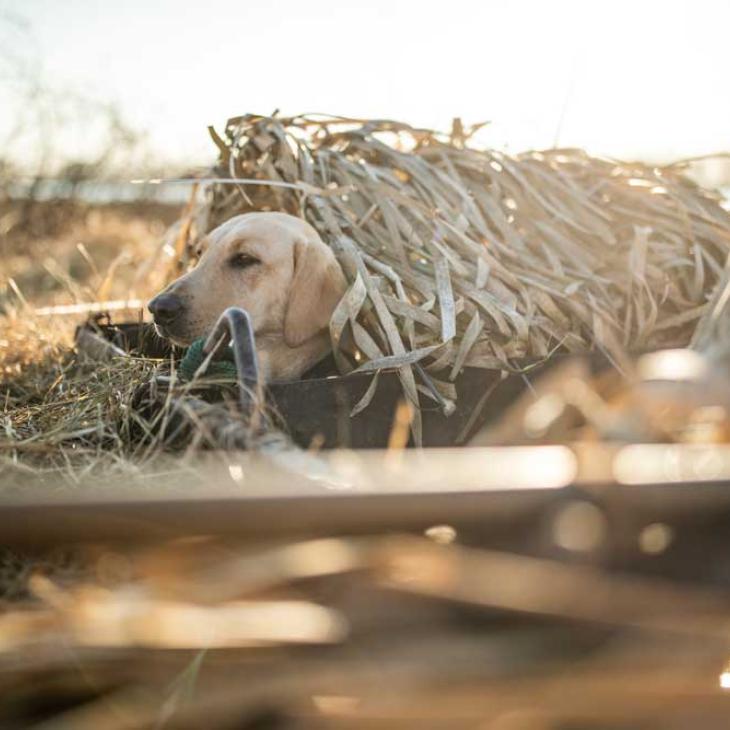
xmin=148 ymin=212 xmax=346 ymax=348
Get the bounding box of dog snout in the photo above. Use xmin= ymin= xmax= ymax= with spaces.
xmin=148 ymin=292 xmax=185 ymax=324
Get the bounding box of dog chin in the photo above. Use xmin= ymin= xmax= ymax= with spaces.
xmin=153 ymin=323 xmax=193 ymax=348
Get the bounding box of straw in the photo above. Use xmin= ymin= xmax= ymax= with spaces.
xmin=187 ymin=113 xmax=730 ymax=425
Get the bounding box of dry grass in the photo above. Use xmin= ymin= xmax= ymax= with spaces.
xmin=0 ymin=201 xmax=177 ymax=308
xmin=0 ymin=202 xmax=185 ymax=482
xmin=1 ymin=329 xmax=159 ymax=480
xmin=0 ymin=310 xmax=255 ymax=484
xmin=3 ymin=112 xmax=730 ymax=470
xmin=178 ymin=113 xmax=730 ymax=441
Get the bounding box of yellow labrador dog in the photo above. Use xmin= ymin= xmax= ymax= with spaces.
xmin=148 ymin=212 xmax=347 ymax=381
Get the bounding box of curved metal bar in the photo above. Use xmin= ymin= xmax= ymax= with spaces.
xmin=202 ymin=307 xmax=260 ymax=414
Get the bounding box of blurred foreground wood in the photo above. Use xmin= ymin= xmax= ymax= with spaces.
xmin=3 ymin=445 xmax=730 ymax=728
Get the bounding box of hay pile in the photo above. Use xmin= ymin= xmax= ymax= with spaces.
xmin=1 ymin=317 xmax=160 ymax=480
xmin=0 ymin=313 xmax=269 ymax=481
xmin=182 ymin=113 xmax=730 ymax=438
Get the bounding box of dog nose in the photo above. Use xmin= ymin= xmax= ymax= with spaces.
xmin=148 ymin=293 xmax=184 ymax=324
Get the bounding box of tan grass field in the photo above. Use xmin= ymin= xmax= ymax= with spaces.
xmin=0 ymin=200 xmax=183 ymax=480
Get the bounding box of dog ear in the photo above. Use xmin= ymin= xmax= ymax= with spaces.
xmin=284 ymin=237 xmax=345 ymax=348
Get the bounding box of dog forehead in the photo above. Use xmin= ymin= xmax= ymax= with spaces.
xmin=210 ymin=215 xmax=300 ymax=252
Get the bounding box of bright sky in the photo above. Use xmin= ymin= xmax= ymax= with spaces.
xmin=2 ymin=0 xmax=730 ymax=170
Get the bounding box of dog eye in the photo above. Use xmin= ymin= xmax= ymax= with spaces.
xmin=229 ymin=253 xmax=260 ymax=269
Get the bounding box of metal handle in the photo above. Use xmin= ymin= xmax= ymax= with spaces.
xmin=203 ymin=307 xmax=260 ymax=415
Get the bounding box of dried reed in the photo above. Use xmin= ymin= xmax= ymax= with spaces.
xmin=182 ymin=113 xmax=730 ymax=439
